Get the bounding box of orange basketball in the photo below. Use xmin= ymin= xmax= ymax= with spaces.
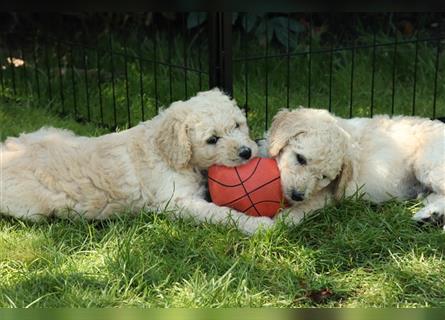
xmin=208 ymin=157 xmax=287 ymax=217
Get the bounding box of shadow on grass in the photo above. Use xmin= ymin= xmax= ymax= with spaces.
xmin=1 ymin=199 xmax=444 ymax=307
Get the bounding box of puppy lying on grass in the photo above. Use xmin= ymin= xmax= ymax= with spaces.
xmin=0 ymin=88 xmax=273 ymax=234
xmin=264 ymin=107 xmax=445 ymax=230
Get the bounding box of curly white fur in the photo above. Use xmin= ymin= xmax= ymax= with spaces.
xmin=0 ymin=88 xmax=274 ymax=234
xmin=266 ymin=107 xmax=445 ymax=229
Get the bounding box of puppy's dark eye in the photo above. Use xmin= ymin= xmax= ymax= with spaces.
xmin=206 ymin=136 xmax=219 ymax=145
xmin=296 ymin=153 xmax=307 ymax=165
xmin=235 ymin=122 xmax=240 ymax=129
xmin=322 ymin=175 xmax=328 ymax=180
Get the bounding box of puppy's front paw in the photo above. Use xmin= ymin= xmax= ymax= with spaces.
xmin=412 ymin=204 xmax=445 ymax=227
xmin=241 ymin=216 xmax=275 ymax=235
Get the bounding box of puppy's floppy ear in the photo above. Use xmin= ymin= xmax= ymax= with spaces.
xmin=333 ymin=157 xmax=353 ymax=201
xmin=267 ymin=108 xmax=305 ymax=157
xmin=331 ymin=126 xmax=354 ymax=200
xmin=155 ymin=110 xmax=192 ymax=169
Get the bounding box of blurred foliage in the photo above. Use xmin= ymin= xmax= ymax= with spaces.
xmin=0 ymin=12 xmax=444 ymax=50
xmin=188 ymin=13 xmax=305 ymax=49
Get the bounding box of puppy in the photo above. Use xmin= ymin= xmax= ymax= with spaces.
xmin=0 ymin=88 xmax=273 ymax=234
xmin=266 ymin=107 xmax=445 ymax=229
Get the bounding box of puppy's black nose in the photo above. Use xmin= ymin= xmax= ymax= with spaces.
xmin=238 ymin=146 xmax=252 ymax=160
xmin=291 ymin=190 xmax=305 ymax=202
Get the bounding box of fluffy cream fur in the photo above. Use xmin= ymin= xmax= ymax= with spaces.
xmin=0 ymin=88 xmax=274 ymax=234
xmin=266 ymin=107 xmax=445 ymax=229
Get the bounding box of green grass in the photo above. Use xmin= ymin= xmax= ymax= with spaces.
xmin=0 ymin=102 xmax=444 ymax=308
xmin=1 ymin=30 xmax=445 ymax=307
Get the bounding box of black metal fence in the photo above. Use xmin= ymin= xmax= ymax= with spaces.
xmin=0 ymin=12 xmax=209 ymax=131
xmin=1 ymin=13 xmax=444 ymax=137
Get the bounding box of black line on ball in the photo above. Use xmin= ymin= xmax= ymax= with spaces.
xmin=219 ymin=176 xmax=281 ymax=207
xmin=207 ymin=157 xmax=261 ymax=187
xmin=208 ymin=175 xmax=244 ymax=188
xmin=234 ymin=166 xmax=261 ymax=216
xmin=239 ymin=157 xmax=262 ymax=183
xmin=243 ymin=200 xmax=282 ymax=213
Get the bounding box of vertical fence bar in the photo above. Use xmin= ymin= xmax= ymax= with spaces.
xmin=264 ymin=14 xmax=269 ymax=130
xmin=69 ymin=45 xmax=78 ymax=118
xmin=286 ymin=13 xmax=290 ymax=108
xmin=96 ymin=48 xmax=104 ymax=126
xmin=307 ymin=14 xmax=312 ymax=108
xmin=244 ymin=13 xmax=249 ymax=119
xmin=197 ymin=13 xmax=203 ymax=91
xmin=168 ymin=19 xmax=173 ymax=103
xmin=123 ymin=39 xmax=131 ymax=127
xmin=411 ymin=38 xmax=419 ymax=116
xmin=432 ymin=38 xmax=440 ymax=119
xmin=44 ymin=42 xmax=52 ymax=102
xmin=208 ymin=12 xmax=233 ymax=96
xmin=222 ymin=13 xmax=233 ymax=96
xmin=56 ymin=40 xmax=65 ymax=113
xmin=109 ymin=34 xmax=117 ymax=129
xmin=370 ymin=31 xmax=376 ymax=117
xmin=391 ymin=33 xmax=398 ymax=115
xmin=8 ymin=46 xmax=17 ymax=96
xmin=82 ymin=39 xmax=91 ymax=121
xmin=349 ymin=45 xmax=355 ymax=118
xmin=349 ymin=15 xmax=356 ymax=118
xmin=153 ymin=26 xmax=159 ymax=113
xmin=328 ymin=44 xmax=333 ymax=112
xmin=183 ymin=13 xmax=188 ymax=99
xmin=137 ymin=36 xmax=145 ymax=121
xmin=208 ymin=12 xmax=221 ymax=91
xmin=33 ymin=37 xmax=41 ymax=101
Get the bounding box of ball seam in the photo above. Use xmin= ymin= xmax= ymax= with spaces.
xmin=234 ymin=162 xmax=261 ymax=216
xmin=207 ymin=157 xmax=261 ymax=188
xmin=219 ymin=176 xmax=281 ymax=207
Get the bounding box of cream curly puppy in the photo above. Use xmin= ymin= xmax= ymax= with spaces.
xmin=0 ymin=88 xmax=274 ymax=234
xmin=265 ymin=107 xmax=445 ymax=229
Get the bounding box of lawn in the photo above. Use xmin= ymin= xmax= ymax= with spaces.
xmin=0 ymin=27 xmax=445 ymax=307
xmin=1 ymin=100 xmax=445 ymax=308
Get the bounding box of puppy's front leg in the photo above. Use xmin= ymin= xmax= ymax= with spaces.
xmin=173 ymin=197 xmax=275 ymax=235
xmin=412 ymin=193 xmax=445 ymax=230
xmin=412 ymin=155 xmax=445 ymax=229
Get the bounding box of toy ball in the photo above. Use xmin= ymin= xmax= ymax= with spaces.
xmin=208 ymin=157 xmax=287 ymax=218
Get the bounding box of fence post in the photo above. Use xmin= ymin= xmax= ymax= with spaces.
xmin=208 ymin=12 xmax=233 ymax=96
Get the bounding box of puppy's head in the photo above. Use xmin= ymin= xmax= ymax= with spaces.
xmin=155 ymin=88 xmax=258 ymax=170
xmin=267 ymin=107 xmax=352 ymax=205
